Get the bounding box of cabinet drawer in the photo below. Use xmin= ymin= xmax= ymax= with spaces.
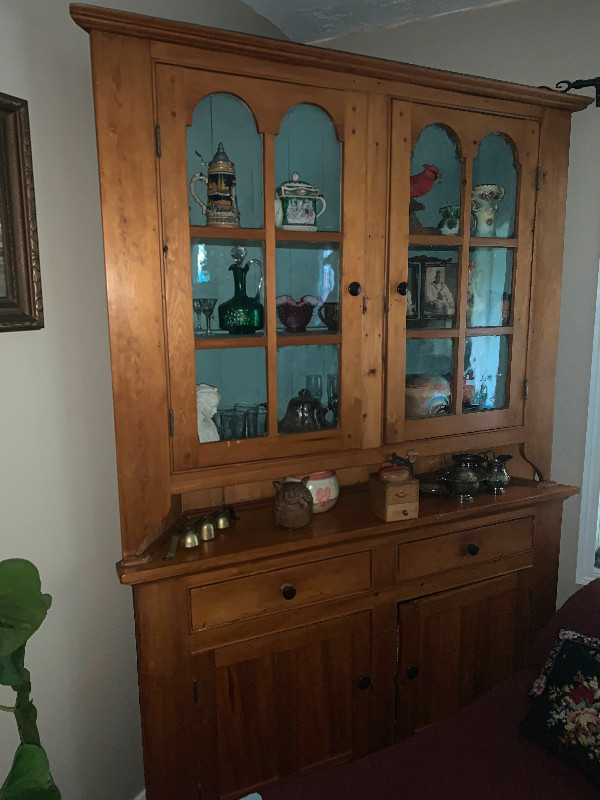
xmin=397 ymin=517 xmax=533 ymax=582
xmin=190 ymin=551 xmax=372 ymax=631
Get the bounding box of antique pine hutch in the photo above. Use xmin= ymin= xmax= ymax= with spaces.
xmin=71 ymin=5 xmax=588 ymax=798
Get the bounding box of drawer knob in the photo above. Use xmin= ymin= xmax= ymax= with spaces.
xmin=282 ymin=584 xmax=297 ymax=600
xmin=406 ymin=665 xmax=420 ymax=680
xmin=348 ymin=281 xmax=362 ymax=296
xmin=467 ymin=543 xmax=480 ymax=556
xmin=357 ymin=676 xmax=372 ymax=690
xmin=397 ymin=281 xmax=408 ymax=296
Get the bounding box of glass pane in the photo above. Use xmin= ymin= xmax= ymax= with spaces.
xmin=195 ymin=348 xmax=267 ymax=441
xmin=463 ymin=335 xmax=509 ymax=413
xmin=405 ymin=339 xmax=454 ymax=419
xmin=276 ymin=243 xmax=339 ymax=334
xmin=467 ymin=248 xmax=513 ymax=328
xmin=471 ymin=133 xmax=517 ymax=238
xmin=408 ymin=247 xmax=458 ymax=330
xmin=191 ymin=240 xmax=265 ymax=339
xmin=275 ymin=104 xmax=341 ymax=232
xmin=277 ymin=345 xmax=339 ymax=433
xmin=187 ymin=93 xmax=263 ymax=229
xmin=410 ymin=124 xmax=461 ymax=235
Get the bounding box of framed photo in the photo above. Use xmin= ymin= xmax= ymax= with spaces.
xmin=422 ymin=258 xmax=457 ymax=320
xmin=406 ymin=260 xmax=420 ymax=320
xmin=0 ymin=92 xmax=43 ymax=330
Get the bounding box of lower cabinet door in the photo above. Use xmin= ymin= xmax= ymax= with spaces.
xmin=193 ymin=612 xmax=372 ymax=800
xmin=396 ymin=569 xmax=531 ymax=739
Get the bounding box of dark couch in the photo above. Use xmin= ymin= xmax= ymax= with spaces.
xmin=261 ymin=579 xmax=600 ymax=800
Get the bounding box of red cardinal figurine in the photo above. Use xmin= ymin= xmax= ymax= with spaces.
xmin=410 ymin=164 xmax=441 ymax=199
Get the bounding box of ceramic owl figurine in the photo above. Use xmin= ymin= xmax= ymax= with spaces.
xmin=273 ymin=476 xmax=313 ymax=529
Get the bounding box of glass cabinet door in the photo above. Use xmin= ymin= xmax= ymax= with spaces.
xmin=385 ymin=101 xmax=539 ymax=443
xmin=156 ymin=65 xmax=365 ymax=471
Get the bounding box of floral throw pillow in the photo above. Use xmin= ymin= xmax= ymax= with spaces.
xmin=519 ymin=638 xmax=600 ymax=786
xmin=529 ymin=629 xmax=600 ymax=698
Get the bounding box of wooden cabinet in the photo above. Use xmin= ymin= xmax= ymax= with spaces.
xmin=71 ymin=5 xmax=587 ymax=799
xmin=195 ymin=613 xmax=371 ymax=800
xmin=396 ymin=570 xmax=531 ymax=738
xmin=126 ymin=483 xmax=576 ymax=799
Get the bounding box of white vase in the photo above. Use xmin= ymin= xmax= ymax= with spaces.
xmin=471 ymin=184 xmax=504 ymax=237
xmin=284 ymin=470 xmax=339 ymax=513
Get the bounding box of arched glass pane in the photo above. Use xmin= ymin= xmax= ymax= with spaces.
xmin=275 ymin=104 xmax=341 ymax=232
xmin=187 ymin=93 xmax=263 ymax=229
xmin=471 ymin=134 xmax=517 ymax=238
xmin=410 ymin=124 xmax=461 ymax=235
xmin=405 ymin=339 xmax=454 ymax=419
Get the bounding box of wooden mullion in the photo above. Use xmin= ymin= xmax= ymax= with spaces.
xmin=263 ymin=133 xmax=278 ymax=438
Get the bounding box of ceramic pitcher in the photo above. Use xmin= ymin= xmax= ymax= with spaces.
xmin=471 ymin=184 xmax=504 ymax=237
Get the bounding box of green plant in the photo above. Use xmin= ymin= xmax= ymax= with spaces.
xmin=0 ymin=559 xmax=60 ymax=799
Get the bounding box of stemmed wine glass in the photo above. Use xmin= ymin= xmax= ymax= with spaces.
xmin=192 ymin=299 xmax=203 ymax=334
xmin=198 ymin=298 xmax=218 ymax=335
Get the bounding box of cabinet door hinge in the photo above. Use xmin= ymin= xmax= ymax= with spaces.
xmin=523 ymin=379 xmax=529 ymax=402
xmin=535 ymin=166 xmax=544 ymax=191
xmin=155 ymin=124 xmax=162 ymax=157
xmin=168 ymin=409 xmax=175 ymax=437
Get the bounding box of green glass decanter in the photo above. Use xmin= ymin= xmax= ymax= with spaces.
xmin=218 ymin=246 xmax=264 ymax=335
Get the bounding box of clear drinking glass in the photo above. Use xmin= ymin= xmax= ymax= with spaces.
xmin=305 ymin=374 xmax=323 ymax=402
xmin=235 ymin=402 xmax=259 ymax=438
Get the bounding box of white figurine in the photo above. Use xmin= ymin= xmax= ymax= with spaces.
xmin=196 ymin=383 xmax=221 ymax=443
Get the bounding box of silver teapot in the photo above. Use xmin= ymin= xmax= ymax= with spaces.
xmin=485 ymin=454 xmax=512 ymax=494
xmin=278 ymin=389 xmax=331 ymax=434
xmin=445 ymin=454 xmax=481 ymax=502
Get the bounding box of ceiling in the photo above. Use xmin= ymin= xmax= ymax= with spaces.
xmin=240 ymin=0 xmax=518 ymax=43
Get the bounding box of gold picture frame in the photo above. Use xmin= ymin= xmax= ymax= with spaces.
xmin=0 ymin=92 xmax=43 ymax=330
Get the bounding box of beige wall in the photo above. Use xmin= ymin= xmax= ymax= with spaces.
xmin=0 ymin=1 xmax=280 ymax=798
xmin=329 ymin=0 xmax=600 ymax=608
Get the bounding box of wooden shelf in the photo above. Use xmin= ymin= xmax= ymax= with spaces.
xmin=194 ymin=332 xmax=266 ymax=349
xmin=409 ymin=235 xmax=518 ymax=248
xmin=277 ymin=330 xmax=341 ymax=346
xmin=193 ymin=330 xmax=341 ymax=348
xmin=190 ymin=226 xmax=265 ymax=241
xmin=275 ymin=230 xmax=343 ymax=244
xmin=406 ymin=326 xmax=513 ymax=339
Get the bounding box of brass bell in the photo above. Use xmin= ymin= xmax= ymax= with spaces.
xmin=198 ymin=519 xmax=216 ymax=541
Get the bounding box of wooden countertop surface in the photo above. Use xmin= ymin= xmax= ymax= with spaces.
xmin=117 ymin=479 xmax=578 ymax=586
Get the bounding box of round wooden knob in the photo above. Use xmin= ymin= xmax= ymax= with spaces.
xmin=357 ymin=676 xmax=372 ymax=690
xmin=397 ymin=281 xmax=408 ymax=296
xmin=467 ymin=543 xmax=480 ymax=556
xmin=282 ymin=584 xmax=297 ymax=600
xmin=347 ymin=281 xmax=362 ymax=296
xmin=406 ymin=666 xmax=420 ymax=680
